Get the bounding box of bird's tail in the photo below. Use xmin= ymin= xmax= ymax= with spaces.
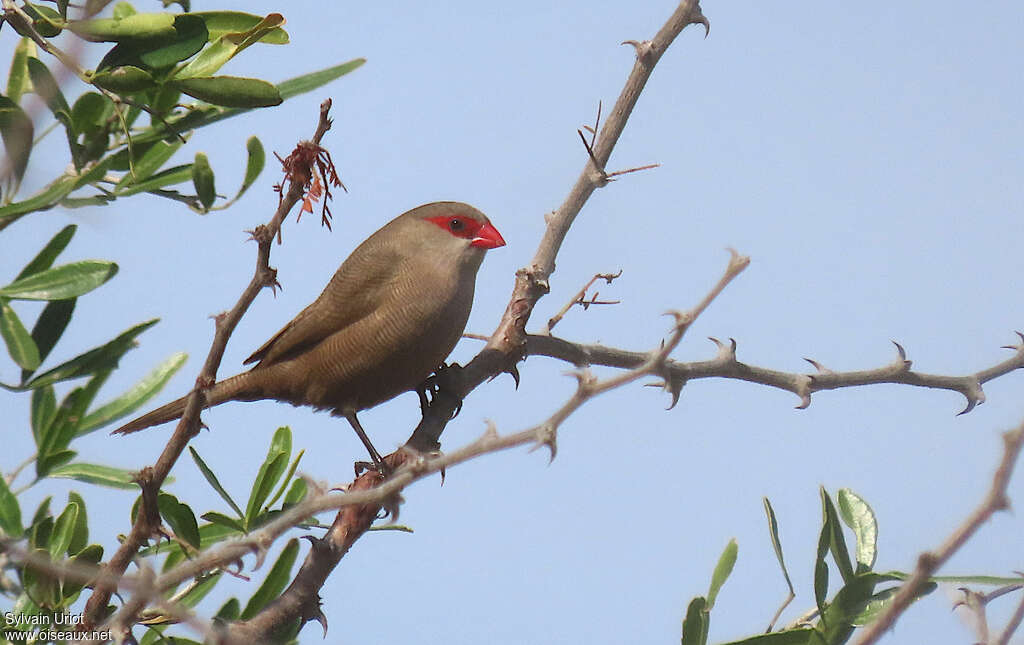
xmin=112 ymin=373 xmax=257 ymax=435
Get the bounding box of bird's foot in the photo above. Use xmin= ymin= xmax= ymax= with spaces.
xmin=353 ymin=457 xmax=390 ymax=479
xmin=417 ymin=362 xmax=465 ymax=420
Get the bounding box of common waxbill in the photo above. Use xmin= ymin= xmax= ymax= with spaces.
xmin=114 ymin=202 xmax=505 ymax=465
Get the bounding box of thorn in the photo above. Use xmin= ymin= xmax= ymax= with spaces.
xmin=804 ymin=358 xmax=833 ymax=375
xmin=956 ymin=382 xmax=985 ymax=415
xmin=891 ymin=340 xmax=912 ymax=370
xmin=508 ymin=364 xmax=521 ymax=389
xmin=708 ymin=336 xmax=738 ymax=360
xmin=664 ymin=374 xmax=685 ymax=410
xmin=312 ymin=607 xmax=328 ymax=638
xmin=794 ymin=378 xmax=813 ymax=410
xmin=529 ymin=424 xmax=558 ymax=463
xmin=484 ymin=419 xmax=499 ymax=439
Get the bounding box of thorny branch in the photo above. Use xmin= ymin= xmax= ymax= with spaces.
xmin=80 ymin=100 xmax=338 ymax=639
xmin=849 ymin=421 xmax=1024 ymax=645
xmin=523 ymin=331 xmax=1024 ymax=413
xmin=540 ymin=270 xmax=622 ymax=335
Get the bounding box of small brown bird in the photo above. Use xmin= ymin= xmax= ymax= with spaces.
xmin=114 ymin=202 xmax=505 ymax=466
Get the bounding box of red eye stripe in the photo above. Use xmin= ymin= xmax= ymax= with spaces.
xmin=425 ymin=214 xmax=483 ymax=239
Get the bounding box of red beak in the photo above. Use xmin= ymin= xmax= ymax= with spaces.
xmin=471 ymin=222 xmax=506 ymax=249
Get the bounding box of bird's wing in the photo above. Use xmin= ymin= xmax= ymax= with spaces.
xmin=243 ymin=243 xmax=403 ymax=367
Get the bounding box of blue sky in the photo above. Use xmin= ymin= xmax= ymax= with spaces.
xmin=3 ymin=1 xmax=1023 ymax=643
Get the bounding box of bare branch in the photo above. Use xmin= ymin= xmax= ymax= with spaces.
xmin=541 ymin=270 xmax=622 ymax=335
xmin=850 ymin=422 xmax=1024 ymax=645
xmin=522 ymin=331 xmax=1024 ymax=414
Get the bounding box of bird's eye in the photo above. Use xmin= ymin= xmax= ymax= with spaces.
xmin=448 ymin=218 xmax=465 ymax=232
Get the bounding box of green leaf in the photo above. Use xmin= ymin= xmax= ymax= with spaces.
xmin=26 ymin=57 xmax=72 ymax=124
xmin=36 ymin=449 xmax=77 ymax=479
xmin=174 ymin=13 xmax=285 ymax=79
xmin=0 ymin=95 xmax=34 ymax=185
xmin=16 ymin=225 xmax=77 ymax=280
xmin=0 ymin=300 xmax=41 ymax=370
xmin=837 ymin=488 xmax=877 ymax=573
xmin=266 ymin=449 xmax=303 ymax=511
xmin=680 ymin=596 xmax=708 ymax=645
xmin=77 ymin=351 xmax=187 ymax=435
xmin=282 ymin=477 xmax=306 ymax=507
xmin=0 ymin=261 xmax=118 ymax=301
xmin=192 ymin=152 xmax=216 ymax=208
xmin=190 ymin=446 xmax=244 ymax=518
xmin=48 ymin=501 xmax=79 ymax=558
xmin=200 ymin=511 xmax=245 ymax=533
xmin=0 ymin=476 xmax=22 ymax=537
xmin=92 ymin=65 xmax=156 ymax=92
xmin=813 ymin=505 xmax=831 ymax=622
xmin=129 ymin=58 xmax=366 ymax=147
xmin=30 ymin=515 xmax=53 ymax=550
xmin=718 ymin=629 xmax=815 ymax=645
xmin=98 ymin=14 xmax=208 ymax=70
xmin=193 ymin=11 xmax=288 ymax=44
xmin=23 ymin=3 xmax=63 ymax=37
xmin=23 ymin=298 xmax=76 ymax=381
xmin=67 ymin=492 xmax=88 ymax=554
xmin=178 ymin=572 xmax=222 ymax=608
xmin=240 ymin=538 xmax=299 ymax=619
xmin=821 ymin=487 xmax=854 ymax=584
xmin=116 ymin=163 xmax=194 ymax=196
xmin=62 ymin=543 xmax=104 ymax=598
xmin=22 ymin=548 xmax=60 ymax=608
xmin=157 ymin=492 xmax=200 ymax=549
xmin=71 ymin=92 xmax=113 ymax=136
xmin=172 ymin=76 xmax=282 ymax=108
xmin=763 ymin=497 xmax=795 ymax=595
xmin=214 ymin=597 xmax=240 ymax=621
xmin=115 ymin=137 xmax=186 ymax=190
xmin=0 ymin=174 xmax=78 ymax=221
xmin=30 ymin=385 xmax=56 ymax=445
xmin=7 ymin=38 xmax=36 ymax=103
xmin=235 ymin=136 xmax=264 ymax=200
xmin=49 ymin=462 xmax=139 ymax=490
xmin=707 ymin=538 xmax=737 ymax=610
xmin=23 ymin=319 xmax=158 ymax=389
xmin=277 ymin=58 xmax=366 ymax=101
xmin=67 ymin=12 xmax=176 ymax=42
xmin=245 ymin=427 xmax=291 ymax=526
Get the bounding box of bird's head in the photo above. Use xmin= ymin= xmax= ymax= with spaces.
xmin=401 ymin=202 xmax=505 ymax=266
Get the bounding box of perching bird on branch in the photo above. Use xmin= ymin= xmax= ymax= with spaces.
xmin=114 ymin=202 xmax=506 ymax=469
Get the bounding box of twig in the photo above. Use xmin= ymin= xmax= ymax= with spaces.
xmin=995 ymin=585 xmax=1024 ymax=645
xmin=520 ymin=331 xmax=1024 ymax=413
xmin=81 ymin=100 xmax=337 ymax=638
xmin=850 ymin=422 xmax=1024 ymax=645
xmin=541 ymin=270 xmax=622 ymax=335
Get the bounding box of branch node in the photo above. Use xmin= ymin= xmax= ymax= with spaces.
xmin=529 ymin=424 xmax=558 ymax=463
xmin=621 ymin=39 xmax=654 ymax=60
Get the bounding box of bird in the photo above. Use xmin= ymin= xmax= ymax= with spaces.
xmin=113 ymin=201 xmax=506 ymax=469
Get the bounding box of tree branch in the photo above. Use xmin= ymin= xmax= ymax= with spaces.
xmin=521 ymin=331 xmax=1024 ymax=413
xmin=82 ymin=100 xmax=337 ymax=636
